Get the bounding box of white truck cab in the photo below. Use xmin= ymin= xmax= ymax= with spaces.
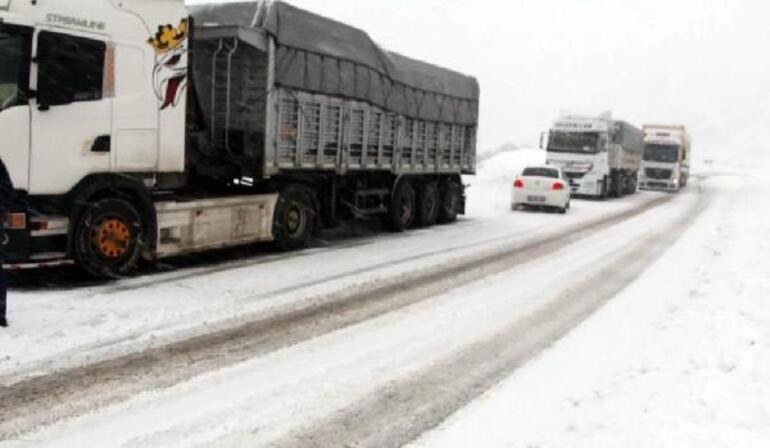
xmin=545 ymin=114 xmax=643 ymax=199
xmin=0 ymin=0 xmax=188 ymax=195
xmin=640 ymin=125 xmax=691 ymax=191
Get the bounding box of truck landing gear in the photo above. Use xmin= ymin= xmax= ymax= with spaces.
xmin=73 ymin=199 xmax=145 ymax=278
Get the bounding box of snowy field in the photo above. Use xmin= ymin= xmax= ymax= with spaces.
xmin=1 ymin=144 xmax=769 ymax=447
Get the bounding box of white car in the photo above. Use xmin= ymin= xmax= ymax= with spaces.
xmin=512 ymin=165 xmax=572 ymax=214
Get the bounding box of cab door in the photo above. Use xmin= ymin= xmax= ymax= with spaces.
xmin=29 ymin=29 xmax=112 ymax=196
xmin=0 ymin=24 xmax=33 ymax=191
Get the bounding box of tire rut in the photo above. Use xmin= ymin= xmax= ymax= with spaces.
xmin=271 ymin=186 xmax=710 ymax=448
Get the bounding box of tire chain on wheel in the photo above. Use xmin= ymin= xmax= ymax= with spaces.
xmin=73 ymin=198 xmax=144 ymax=279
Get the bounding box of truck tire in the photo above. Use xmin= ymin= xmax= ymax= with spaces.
xmin=438 ymin=181 xmax=461 ymax=223
xmin=417 ymin=182 xmax=440 ymax=227
xmin=626 ymin=175 xmax=638 ymax=195
xmin=388 ymin=181 xmax=417 ymax=231
xmin=600 ymin=176 xmax=610 ymax=199
xmin=612 ymin=173 xmax=624 ymax=198
xmin=73 ymin=198 xmax=145 ymax=278
xmin=274 ymin=186 xmax=316 ymax=251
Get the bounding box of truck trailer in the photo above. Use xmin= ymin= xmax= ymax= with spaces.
xmin=545 ymin=113 xmax=643 ymax=198
xmin=0 ymin=0 xmax=479 ymax=277
xmin=640 ymin=125 xmax=691 ymax=191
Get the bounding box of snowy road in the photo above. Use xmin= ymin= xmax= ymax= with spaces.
xmin=0 ymin=169 xmax=709 ymax=446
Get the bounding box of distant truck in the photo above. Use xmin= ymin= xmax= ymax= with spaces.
xmin=0 ymin=0 xmax=479 ymax=277
xmin=544 ymin=114 xmax=643 ymax=198
xmin=640 ymin=125 xmax=691 ymax=191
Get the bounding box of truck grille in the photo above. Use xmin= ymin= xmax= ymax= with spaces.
xmin=564 ymin=172 xmax=587 ymax=181
xmin=564 ymin=171 xmax=586 ymax=188
xmin=645 ymin=168 xmax=673 ymax=180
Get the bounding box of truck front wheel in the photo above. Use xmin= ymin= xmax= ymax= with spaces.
xmin=612 ymin=173 xmax=624 ymax=198
xmin=273 ymin=186 xmax=316 ymax=251
xmin=73 ymin=198 xmax=144 ymax=278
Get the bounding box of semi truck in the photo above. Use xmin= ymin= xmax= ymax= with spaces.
xmin=544 ymin=113 xmax=643 ymax=198
xmin=639 ymin=125 xmax=691 ymax=191
xmin=0 ymin=0 xmax=479 ymax=277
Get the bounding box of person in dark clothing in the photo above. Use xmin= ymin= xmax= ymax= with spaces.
xmin=0 ymin=156 xmax=12 ymax=327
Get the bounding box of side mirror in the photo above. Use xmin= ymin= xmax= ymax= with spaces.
xmin=539 ymin=131 xmax=548 ymax=150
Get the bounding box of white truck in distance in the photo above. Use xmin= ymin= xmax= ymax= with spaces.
xmin=0 ymin=0 xmax=479 ymax=277
xmin=640 ymin=125 xmax=692 ymax=191
xmin=545 ymin=114 xmax=643 ymax=199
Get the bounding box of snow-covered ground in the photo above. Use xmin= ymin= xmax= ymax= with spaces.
xmin=2 ymin=157 xmax=697 ymax=447
xmin=413 ymin=145 xmax=770 ymax=447
xmin=2 ymin=140 xmax=769 ymax=447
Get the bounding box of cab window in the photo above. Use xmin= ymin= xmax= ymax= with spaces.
xmin=37 ymin=31 xmax=106 ymax=107
xmin=0 ymin=24 xmax=32 ymax=112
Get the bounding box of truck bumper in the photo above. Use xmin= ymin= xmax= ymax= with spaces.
xmin=640 ymin=180 xmax=679 ymax=191
xmin=567 ymin=173 xmax=605 ymax=197
xmin=2 ymin=208 xmax=69 ymax=266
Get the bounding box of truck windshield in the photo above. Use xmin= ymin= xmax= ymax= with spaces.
xmin=0 ymin=25 xmax=31 ymax=113
xmin=548 ymin=132 xmax=600 ymax=154
xmin=644 ymin=144 xmax=679 ymax=163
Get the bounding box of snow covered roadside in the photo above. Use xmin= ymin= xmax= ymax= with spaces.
xmin=412 ymin=171 xmax=770 ymax=447
xmin=465 ymin=148 xmax=545 ymax=217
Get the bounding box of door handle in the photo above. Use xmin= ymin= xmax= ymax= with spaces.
xmin=91 ymin=135 xmax=111 ymax=153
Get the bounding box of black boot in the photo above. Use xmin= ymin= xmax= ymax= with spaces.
xmin=0 ymin=318 xmax=7 ymax=328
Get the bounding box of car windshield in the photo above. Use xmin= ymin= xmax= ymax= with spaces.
xmin=644 ymin=144 xmax=679 ymax=163
xmin=548 ymin=131 xmax=600 ymax=154
xmin=522 ymin=167 xmax=559 ymax=179
xmin=0 ymin=25 xmax=30 ymax=112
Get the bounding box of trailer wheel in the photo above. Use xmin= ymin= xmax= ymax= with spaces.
xmin=73 ymin=198 xmax=144 ymax=278
xmin=274 ymin=186 xmax=316 ymax=251
xmin=418 ymin=182 xmax=440 ymax=227
xmin=438 ymin=181 xmax=461 ymax=223
xmin=388 ymin=181 xmax=416 ymax=231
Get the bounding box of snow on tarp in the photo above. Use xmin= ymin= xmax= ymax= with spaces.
xmin=188 ymin=1 xmax=480 ymax=125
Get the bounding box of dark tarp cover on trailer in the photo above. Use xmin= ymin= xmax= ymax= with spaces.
xmin=188 ymin=1 xmax=480 ymax=125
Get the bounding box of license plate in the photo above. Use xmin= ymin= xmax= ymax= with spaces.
xmin=527 ymin=196 xmax=546 ymax=203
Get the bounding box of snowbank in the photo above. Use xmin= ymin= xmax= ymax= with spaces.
xmin=465 ymin=147 xmax=545 ymax=218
